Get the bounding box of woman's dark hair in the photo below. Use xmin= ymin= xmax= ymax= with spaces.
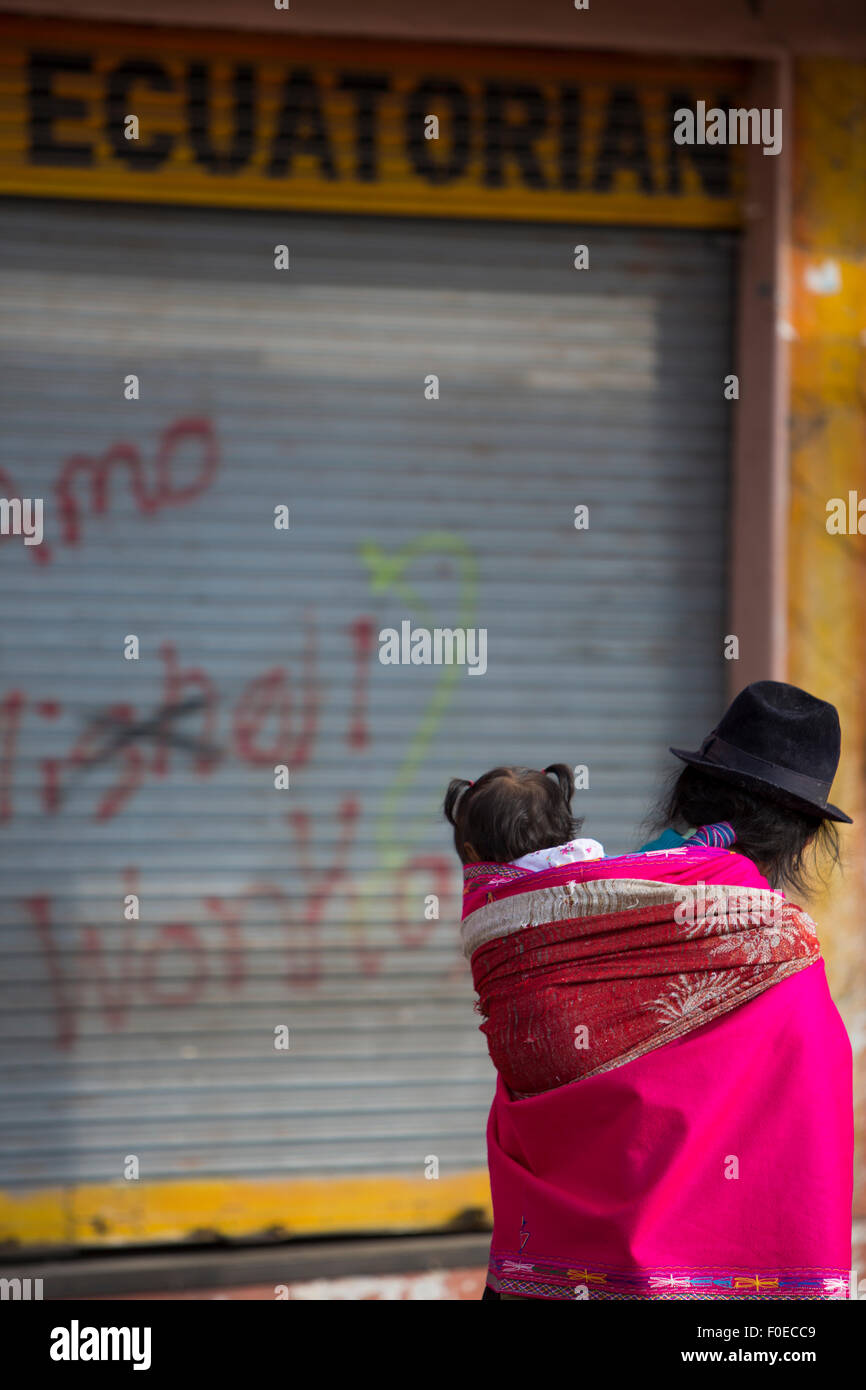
xmin=651 ymin=764 xmax=840 ymax=898
xmin=443 ymin=764 xmax=580 ymax=864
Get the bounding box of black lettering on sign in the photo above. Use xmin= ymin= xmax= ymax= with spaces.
xmin=187 ymin=63 xmax=255 ymax=174
xmin=268 ymin=67 xmax=337 ymax=179
xmin=559 ymin=85 xmax=581 ymax=190
xmin=28 ymin=52 xmax=93 ymax=167
xmin=593 ymin=86 xmax=653 ymax=194
xmin=665 ymin=91 xmax=732 ymax=197
xmin=106 ymin=61 xmax=174 ymax=169
xmin=483 ymin=82 xmax=548 ymax=190
xmin=405 ymin=79 xmax=471 ymax=185
xmin=338 ymin=73 xmax=390 ymax=182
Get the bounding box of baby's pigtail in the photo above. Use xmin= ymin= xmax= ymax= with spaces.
xmin=544 ymin=762 xmax=575 ymax=805
xmin=443 ymin=777 xmax=473 ymax=826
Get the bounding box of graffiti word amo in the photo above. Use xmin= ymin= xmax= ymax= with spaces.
xmin=0 ymin=416 xmax=218 ymax=566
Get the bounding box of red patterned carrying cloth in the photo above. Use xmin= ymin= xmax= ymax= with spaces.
xmin=461 ymin=846 xmax=820 ymax=1099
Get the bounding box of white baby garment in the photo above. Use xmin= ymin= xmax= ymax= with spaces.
xmin=510 ymin=837 xmax=605 ymax=873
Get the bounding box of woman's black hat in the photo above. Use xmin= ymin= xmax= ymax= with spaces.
xmin=670 ymin=680 xmax=851 ymax=823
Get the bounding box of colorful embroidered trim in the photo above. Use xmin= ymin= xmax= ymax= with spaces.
xmin=487 ymin=1253 xmax=854 ymax=1300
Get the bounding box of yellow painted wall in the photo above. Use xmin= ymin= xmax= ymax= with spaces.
xmin=0 ymin=1172 xmax=493 ymax=1250
xmin=788 ymin=59 xmax=866 ymax=1230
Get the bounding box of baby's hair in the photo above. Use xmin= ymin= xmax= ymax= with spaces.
xmin=443 ymin=763 xmax=580 ymax=864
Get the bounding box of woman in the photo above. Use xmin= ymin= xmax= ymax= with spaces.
xmin=469 ymin=681 xmax=854 ymax=1300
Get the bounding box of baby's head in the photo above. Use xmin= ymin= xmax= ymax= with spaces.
xmin=443 ymin=764 xmax=579 ymax=864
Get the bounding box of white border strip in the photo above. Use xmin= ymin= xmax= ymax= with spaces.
xmin=461 ymin=878 xmax=785 ymax=958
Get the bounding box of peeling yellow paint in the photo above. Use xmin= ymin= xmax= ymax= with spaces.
xmin=788 ymin=58 xmax=866 ymax=1217
xmin=0 ymin=1172 xmax=492 ymax=1250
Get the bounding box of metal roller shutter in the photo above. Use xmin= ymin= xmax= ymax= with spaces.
xmin=0 ymin=197 xmax=734 ymax=1245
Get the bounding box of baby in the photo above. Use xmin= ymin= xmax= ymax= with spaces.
xmin=443 ymin=763 xmax=604 ymax=871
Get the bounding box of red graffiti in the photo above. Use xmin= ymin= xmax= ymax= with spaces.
xmin=0 ymin=621 xmax=320 ymax=824
xmin=29 ymin=863 xmax=462 ymax=1050
xmin=347 ymin=616 xmax=376 ymax=750
xmin=152 ymin=642 xmax=219 ymax=778
xmin=393 ymin=854 xmax=453 ymax=949
xmin=0 ymin=689 xmax=25 ymax=823
xmin=202 ymin=895 xmax=247 ymax=993
xmin=56 ymin=443 xmax=154 ymax=548
xmin=139 ymin=924 xmax=210 ymax=1007
xmin=288 ymin=796 xmax=363 ymax=985
xmin=10 ymin=606 xmax=465 ymax=1049
xmin=232 ymin=621 xmax=318 ymax=771
xmin=1 ymin=416 xmax=218 ymax=566
xmin=30 ymin=893 xmax=148 ymax=1049
xmin=28 ymin=836 xmax=458 ymax=1050
xmin=46 ymin=701 xmax=146 ymax=820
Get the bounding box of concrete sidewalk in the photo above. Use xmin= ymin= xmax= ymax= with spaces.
xmin=1 ymin=1232 xmax=491 ymax=1301
xmin=86 ymin=1268 xmax=488 ymax=1300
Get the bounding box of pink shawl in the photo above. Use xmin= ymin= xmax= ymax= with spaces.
xmin=465 ymin=848 xmax=854 ymax=1299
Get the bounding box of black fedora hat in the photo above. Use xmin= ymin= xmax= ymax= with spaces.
xmin=670 ymin=680 xmax=852 ymax=823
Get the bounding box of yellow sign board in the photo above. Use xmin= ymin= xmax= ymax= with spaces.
xmin=0 ymin=17 xmax=747 ymax=226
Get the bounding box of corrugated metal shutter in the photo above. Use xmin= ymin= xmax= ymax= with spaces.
xmin=0 ymin=198 xmax=734 ymax=1242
